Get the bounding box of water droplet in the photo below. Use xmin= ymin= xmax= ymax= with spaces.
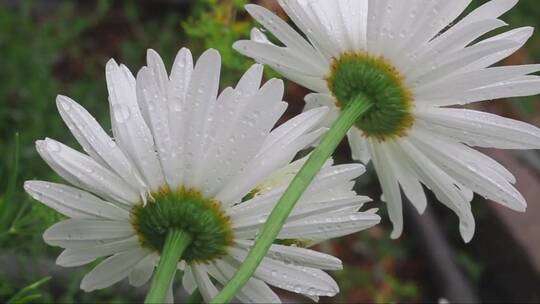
xmin=113 ymin=104 xmax=131 ymax=123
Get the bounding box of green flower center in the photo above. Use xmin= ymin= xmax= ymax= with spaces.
xmin=326 ymin=52 xmax=414 ymax=141
xmin=131 ymin=187 xmax=234 ymax=264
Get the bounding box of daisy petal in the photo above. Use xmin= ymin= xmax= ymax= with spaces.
xmin=245 ymin=4 xmax=324 ymax=64
xmin=395 ymin=140 xmax=476 ymax=242
xmin=367 ymin=140 xmax=403 ymax=239
xmin=216 ymin=123 xmax=326 ymax=205
xmin=43 ymin=219 xmax=134 ymax=248
xmin=416 ymin=107 xmax=540 ymax=149
xmin=384 ymin=149 xmax=428 ymax=214
xmin=416 ymin=64 xmax=540 ymax=99
xmin=228 ymin=247 xmax=339 ymax=297
xmin=24 ymin=181 xmax=129 ymax=220
xmin=235 ymin=240 xmax=342 ymax=270
xmin=182 ymin=266 xmax=197 ymax=294
xmin=81 ymin=248 xmax=148 ymax=292
xmin=36 ymin=138 xmax=139 ymax=206
xmin=56 ymin=95 xmax=147 ymax=192
xmin=128 ymin=253 xmax=156 ymax=287
xmin=432 ymin=76 xmax=540 ymax=106
xmin=467 ymin=26 xmax=533 ymax=71
xmin=278 ymin=212 xmax=380 ymax=240
xmin=411 ymin=129 xmax=526 ymax=212
xmin=409 ymin=39 xmax=519 ymax=87
xmin=208 ymin=260 xmax=280 ymax=303
xmin=406 ymin=19 xmax=507 ymax=75
xmin=454 ymin=0 xmax=518 ymax=30
xmin=191 ymin=265 xmax=219 ymax=303
xmin=166 ymin=48 xmax=194 ymax=186
xmin=347 ymin=128 xmax=371 ymax=164
xmin=232 ymin=196 xmax=369 ymax=236
xmin=182 ymin=49 xmax=221 ymax=187
xmin=106 ymin=59 xmax=165 ymax=191
xmin=56 ymin=236 xmax=140 ymax=267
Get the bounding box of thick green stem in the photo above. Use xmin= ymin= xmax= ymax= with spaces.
xmin=145 ymin=229 xmax=192 ymax=303
xmin=210 ymin=95 xmax=373 ymax=303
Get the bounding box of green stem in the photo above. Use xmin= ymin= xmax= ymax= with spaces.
xmin=187 ymin=289 xmax=203 ymax=304
xmin=211 ymin=95 xmax=373 ymax=303
xmin=145 ymin=229 xmax=192 ymax=303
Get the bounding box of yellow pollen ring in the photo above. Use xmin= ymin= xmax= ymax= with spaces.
xmin=131 ymin=186 xmax=234 ymax=264
xmin=325 ymin=52 xmax=415 ymax=142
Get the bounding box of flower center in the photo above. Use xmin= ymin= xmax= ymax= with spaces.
xmin=131 ymin=187 xmax=234 ymax=264
xmin=326 ymin=52 xmax=414 ymax=141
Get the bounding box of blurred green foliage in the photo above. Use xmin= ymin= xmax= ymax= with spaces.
xmin=6 ymin=277 xmax=51 ymax=304
xmin=182 ymin=0 xmax=254 ymax=85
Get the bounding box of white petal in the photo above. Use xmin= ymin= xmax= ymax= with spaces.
xmin=405 ymin=19 xmax=507 ymax=75
xmin=216 ymin=123 xmax=326 ymax=206
xmin=201 ymin=80 xmax=287 ymax=196
xmin=228 ymin=247 xmax=339 ymax=297
xmin=415 ymin=64 xmax=540 ymax=99
xmin=136 ymin=65 xmax=181 ymax=189
xmin=56 ymin=95 xmax=147 ymax=192
xmin=191 ymin=265 xmax=219 ymax=303
xmin=56 ymin=236 xmax=140 ymax=267
xmin=146 ymin=49 xmax=168 ymax=93
xmin=106 ymin=60 xmax=165 ymax=191
xmin=166 ymin=48 xmax=194 ymax=187
xmin=415 ymin=107 xmax=540 ymax=149
xmin=81 ymin=248 xmax=148 ymax=291
xmin=182 ymin=266 xmax=197 ymax=294
xmin=182 ymin=49 xmax=221 ymax=187
xmin=208 ymin=260 xmax=281 ymax=303
xmin=338 ymin=0 xmax=368 ymax=50
xmin=232 ymin=196 xmax=369 ymax=236
xmin=466 ymin=27 xmax=533 ymax=71
xmin=396 ymin=0 xmax=473 ymax=62
xmin=304 ymin=94 xmax=339 ymax=128
xmin=382 ymin=149 xmax=428 ymax=214
xmin=394 ymin=140 xmax=476 ymax=242
xmin=278 ymin=211 xmax=380 ymax=240
xmin=245 ymin=4 xmax=325 ymax=65
xmin=24 ymin=181 xmax=130 ymax=220
xmin=410 ymin=128 xmax=526 ymax=212
xmin=234 ymin=40 xmax=326 ymax=76
xmin=260 ymin=106 xmax=328 ymax=154
xmin=238 ymin=64 xmax=265 ymax=95
xmin=279 ymin=0 xmax=340 ymax=58
xmin=425 ymin=76 xmax=540 ymax=106
xmin=408 ymin=39 xmax=519 ymax=87
xmin=367 ymin=141 xmax=403 ymax=239
xmin=129 ymin=253 xmax=156 ymax=287
xmin=228 ymin=162 xmax=366 ymax=224
xmin=36 ymin=138 xmax=139 ymax=206
xmin=453 ymin=0 xmax=518 ymax=31
xmin=43 ymin=219 xmax=134 ymax=248
xmin=347 ymin=128 xmax=371 ymax=164
xmin=235 ymin=240 xmax=342 ymax=270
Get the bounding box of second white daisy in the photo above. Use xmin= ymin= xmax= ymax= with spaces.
xmin=235 ymin=0 xmax=540 ymax=242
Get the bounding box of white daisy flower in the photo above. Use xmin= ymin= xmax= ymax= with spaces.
xmin=24 ymin=48 xmax=380 ymax=302
xmin=234 ymin=0 xmax=540 ymax=242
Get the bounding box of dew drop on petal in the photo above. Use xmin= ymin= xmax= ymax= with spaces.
xmin=113 ymin=104 xmax=131 ymax=123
